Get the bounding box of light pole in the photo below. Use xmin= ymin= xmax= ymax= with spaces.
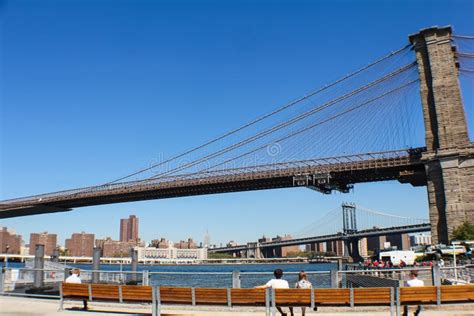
xmin=452 ymin=241 xmax=460 ymax=282
xmin=5 ymin=245 xmax=10 ymax=269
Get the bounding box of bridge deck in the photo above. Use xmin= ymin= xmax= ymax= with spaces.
xmin=0 ymin=149 xmax=426 ymax=218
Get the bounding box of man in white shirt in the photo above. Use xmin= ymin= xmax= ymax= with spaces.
xmin=405 ymin=270 xmax=424 ymax=316
xmin=65 ymin=269 xmax=82 ymax=284
xmin=407 ymin=270 xmax=424 ymax=287
xmin=256 ymin=269 xmax=290 ymax=315
xmin=65 ymin=269 xmax=87 ymax=310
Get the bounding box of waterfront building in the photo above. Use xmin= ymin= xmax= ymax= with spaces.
xmin=0 ymin=227 xmax=23 ymax=254
xmin=29 ymin=232 xmax=57 ymax=256
xmin=95 ymin=237 xmax=136 ymax=257
xmin=386 ymin=233 xmax=411 ymax=250
xmin=120 ymin=215 xmax=139 ymax=242
xmin=174 ymin=238 xmax=197 ymax=249
xmin=65 ymin=232 xmax=95 ymax=257
xmin=410 ymin=233 xmax=432 ymax=246
xmin=325 ymin=240 xmax=344 ymax=256
xmin=151 ymin=238 xmax=170 ymax=248
xmin=135 ymin=245 xmax=207 ymax=261
xmin=359 ymin=237 xmax=369 ymax=257
xmin=271 ymin=235 xmax=300 ymax=257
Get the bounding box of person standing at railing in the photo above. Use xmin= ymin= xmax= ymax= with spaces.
xmin=65 ymin=268 xmax=88 ymax=310
xmin=404 ymin=270 xmax=424 ymax=316
xmin=256 ymin=269 xmax=290 ymax=316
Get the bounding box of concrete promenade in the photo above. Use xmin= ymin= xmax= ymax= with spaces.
xmin=1 ymin=296 xmax=474 ymax=316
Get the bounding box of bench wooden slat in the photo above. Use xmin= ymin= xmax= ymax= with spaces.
xmin=195 ymin=288 xmax=228 ymax=304
xmin=400 ymin=286 xmax=437 ymax=303
xmin=231 ymin=289 xmax=266 ymax=305
xmin=90 ymin=284 xmax=120 ymax=300
xmin=314 ymin=289 xmax=350 ymax=304
xmin=274 ymin=289 xmax=311 ymax=306
xmin=160 ymin=287 xmax=193 ymax=304
xmin=122 ymin=285 xmax=153 ymax=302
xmin=62 ymin=283 xmax=89 ymax=298
xmin=354 ymin=288 xmax=391 ymax=304
xmin=441 ymin=285 xmax=474 ymax=302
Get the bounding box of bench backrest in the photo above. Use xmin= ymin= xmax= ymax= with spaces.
xmin=353 ymin=287 xmax=392 ymax=305
xmin=400 ymin=286 xmax=437 ymax=303
xmin=62 ymin=283 xmax=474 ymax=307
xmin=314 ymin=288 xmax=350 ymax=305
xmin=230 ymin=288 xmax=267 ymax=305
xmin=62 ymin=283 xmax=89 ymax=299
xmin=274 ymin=289 xmax=311 ymax=306
xmin=440 ymin=284 xmax=474 ymax=303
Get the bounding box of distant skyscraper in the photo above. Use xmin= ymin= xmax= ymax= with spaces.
xmin=119 ymin=215 xmax=139 ymax=242
xmin=204 ymin=230 xmax=210 ymax=248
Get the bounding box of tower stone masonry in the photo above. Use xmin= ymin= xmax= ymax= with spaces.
xmin=409 ymin=26 xmax=474 ymax=244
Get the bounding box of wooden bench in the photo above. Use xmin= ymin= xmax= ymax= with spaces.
xmin=60 ymin=283 xmax=474 ymax=316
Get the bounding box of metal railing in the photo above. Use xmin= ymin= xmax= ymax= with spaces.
xmin=337 ymin=267 xmax=434 ymax=288
xmin=1 ymin=265 xmax=471 ymax=299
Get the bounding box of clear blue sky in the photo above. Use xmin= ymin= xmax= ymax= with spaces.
xmin=1 ymin=0 xmax=473 ymax=246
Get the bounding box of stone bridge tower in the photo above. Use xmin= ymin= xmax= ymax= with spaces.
xmin=409 ymin=26 xmax=474 ymax=244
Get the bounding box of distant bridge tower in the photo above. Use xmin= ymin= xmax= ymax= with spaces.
xmin=341 ymin=203 xmax=361 ymax=262
xmin=342 ymin=203 xmax=357 ymax=234
xmin=409 ymin=26 xmax=474 ymax=244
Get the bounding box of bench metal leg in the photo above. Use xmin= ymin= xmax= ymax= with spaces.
xmin=58 ymin=284 xmax=64 ymax=311
xmin=156 ymin=286 xmax=161 ymax=316
xmin=152 ymin=286 xmax=157 ymax=316
xmin=271 ymin=288 xmax=276 ymax=316
xmin=265 ymin=288 xmax=270 ymax=316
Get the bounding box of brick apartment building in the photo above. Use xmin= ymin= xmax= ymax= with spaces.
xmin=95 ymin=237 xmax=136 ymax=257
xmin=0 ymin=227 xmax=23 ymax=254
xmin=151 ymin=238 xmax=170 ymax=248
xmin=29 ymin=232 xmax=57 ymax=256
xmin=120 ymin=215 xmax=139 ymax=242
xmin=174 ymin=238 xmax=197 ymax=249
xmin=65 ymin=232 xmax=95 ymax=257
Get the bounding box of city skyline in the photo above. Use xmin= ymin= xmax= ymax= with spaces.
xmin=1 ymin=1 xmax=473 ymax=245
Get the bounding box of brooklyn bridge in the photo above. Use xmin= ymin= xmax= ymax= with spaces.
xmin=1 ymin=26 xmax=473 ymax=245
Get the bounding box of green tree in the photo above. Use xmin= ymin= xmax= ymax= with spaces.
xmin=451 ymin=221 xmax=474 ymax=241
xmin=207 ymin=253 xmax=234 ymax=259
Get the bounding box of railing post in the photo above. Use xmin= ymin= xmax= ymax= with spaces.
xmin=64 ymin=268 xmax=70 ymax=281
xmin=232 ymin=270 xmax=241 ymax=288
xmin=432 ymin=264 xmax=441 ymax=286
xmin=131 ymin=249 xmax=138 ymax=282
xmin=330 ymin=269 xmax=339 ymax=288
xmin=92 ymin=247 xmax=101 ymax=284
xmin=34 ymin=244 xmax=45 ymax=288
xmin=142 ymin=270 xmax=149 ymax=286
xmin=390 ymin=287 xmax=394 ymax=316
xmin=396 ymin=287 xmax=401 ymax=316
xmin=0 ymin=267 xmax=5 ymax=294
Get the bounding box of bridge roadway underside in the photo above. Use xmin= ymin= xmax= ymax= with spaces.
xmin=0 ymin=154 xmax=426 ymax=218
